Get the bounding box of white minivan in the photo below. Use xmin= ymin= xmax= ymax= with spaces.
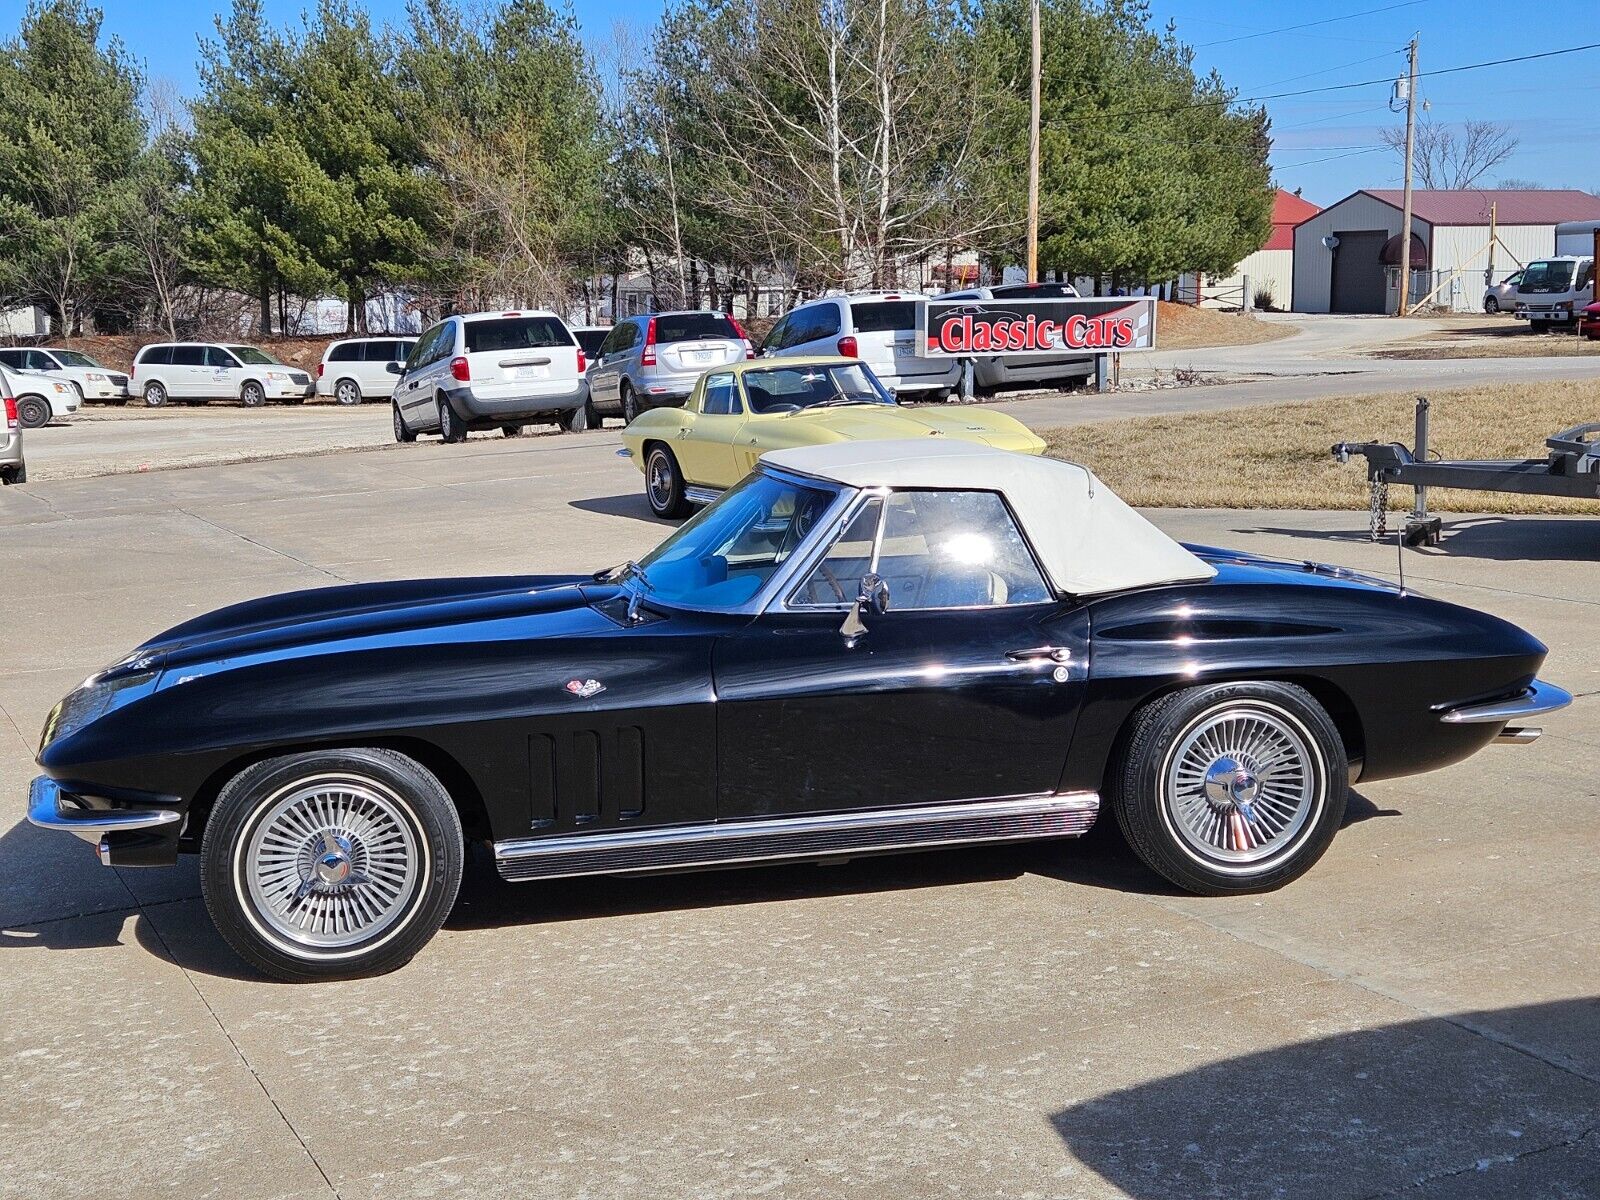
xmin=131 ymin=343 xmax=315 ymax=407
xmin=0 ymin=347 xmax=129 ymax=404
xmin=391 ymin=311 xmax=588 ymax=442
xmin=316 ymin=337 xmax=418 ymax=405
xmin=762 ymin=292 xmax=960 ymax=399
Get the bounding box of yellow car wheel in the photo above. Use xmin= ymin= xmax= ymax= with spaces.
xmin=645 ymin=444 xmax=690 ymax=519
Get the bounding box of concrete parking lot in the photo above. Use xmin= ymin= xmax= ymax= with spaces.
xmin=3 ymin=429 xmax=1599 ymax=1198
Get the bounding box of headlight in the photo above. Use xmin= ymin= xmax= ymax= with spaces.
xmin=52 ymin=383 xmax=67 ymax=393
xmin=266 ymin=371 xmax=288 ymax=381
xmin=40 ymin=669 xmax=158 ymax=751
xmin=86 ymin=372 xmax=106 ymax=381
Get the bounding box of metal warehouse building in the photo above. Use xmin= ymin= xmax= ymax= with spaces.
xmin=1292 ymin=189 xmax=1600 ymax=314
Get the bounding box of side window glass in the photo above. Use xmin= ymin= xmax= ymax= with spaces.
xmin=793 ymin=499 xmax=882 ymax=607
xmin=816 ymin=305 xmax=842 ymax=339
xmin=763 ymin=315 xmax=789 ymax=351
xmin=203 ymin=346 xmax=235 ymax=368
xmin=622 ymin=321 xmax=641 ymax=351
xmin=875 ymin=491 xmax=1051 ymax=609
xmin=172 ymin=346 xmax=207 ymax=367
xmin=598 ymin=326 xmax=621 ymax=356
xmin=26 ymin=350 xmax=52 ymax=370
xmin=701 ymin=373 xmax=738 ymax=415
xmin=405 ymin=329 xmax=435 ymax=370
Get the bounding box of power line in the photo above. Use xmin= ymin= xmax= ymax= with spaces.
xmin=1246 ymin=51 xmax=1402 ymax=94
xmin=1196 ymin=0 xmax=1429 ymax=49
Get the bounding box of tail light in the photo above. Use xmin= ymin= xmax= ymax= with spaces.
xmin=450 ymin=356 xmax=471 ymax=382
xmin=316 ymin=362 xmax=325 ymax=378
xmin=641 ymin=317 xmax=658 ymax=367
xmin=728 ymin=316 xmax=756 ymax=359
xmin=837 ymin=335 xmax=858 ymax=358
xmin=4 ymin=396 xmax=16 ymax=429
xmin=576 ymin=349 xmax=587 ymax=374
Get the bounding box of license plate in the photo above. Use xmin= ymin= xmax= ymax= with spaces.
xmin=690 ymin=350 xmax=714 ymax=364
xmin=514 ymin=365 xmax=549 ymax=380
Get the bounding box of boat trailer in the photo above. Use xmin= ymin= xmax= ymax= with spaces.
xmin=1333 ymin=396 xmax=1600 ymax=546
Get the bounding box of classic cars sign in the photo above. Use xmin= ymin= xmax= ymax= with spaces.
xmin=917 ymin=297 xmax=1158 ymax=357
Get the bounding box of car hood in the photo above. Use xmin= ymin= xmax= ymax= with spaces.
xmin=130 ymin=574 xmax=594 ymax=676
xmin=790 ymin=404 xmax=1044 ymax=450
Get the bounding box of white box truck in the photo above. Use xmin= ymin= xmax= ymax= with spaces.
xmin=1515 ymin=220 xmax=1598 ymax=330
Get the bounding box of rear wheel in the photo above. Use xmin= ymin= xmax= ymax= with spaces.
xmin=16 ymin=396 xmax=49 ymax=429
xmin=644 ymin=443 xmax=690 ymax=519
xmin=1109 ymin=682 xmax=1347 ymax=895
xmin=142 ymin=382 xmax=167 ymax=408
xmin=620 ymin=382 xmax=640 ymax=423
xmin=334 ymin=379 xmax=362 ymax=406
xmin=501 ymin=423 xmax=524 ymax=438
xmin=438 ymin=396 xmax=466 ymax=443
xmin=240 ymin=381 xmax=266 ymax=408
xmin=200 ymin=748 xmax=464 ymax=982
xmin=1 ymin=465 xmax=23 ymax=485
xmin=564 ymin=401 xmax=592 ymax=432
xmin=392 ymin=399 xmax=416 ymax=443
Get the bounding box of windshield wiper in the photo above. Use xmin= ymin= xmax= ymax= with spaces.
xmin=597 ymin=561 xmax=657 ymax=623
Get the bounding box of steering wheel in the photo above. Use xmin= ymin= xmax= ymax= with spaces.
xmin=807 ymin=563 xmax=848 ymax=604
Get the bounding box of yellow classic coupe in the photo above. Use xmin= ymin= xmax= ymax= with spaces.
xmin=620 ymin=356 xmax=1046 ymax=517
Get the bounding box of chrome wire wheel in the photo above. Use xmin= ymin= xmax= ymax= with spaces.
xmin=1160 ymin=701 xmax=1324 ymax=871
xmin=240 ymin=774 xmax=424 ymax=952
xmin=647 ymin=450 xmax=675 ymax=510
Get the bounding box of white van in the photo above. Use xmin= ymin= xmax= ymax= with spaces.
xmin=131 ymin=343 xmax=315 ymax=407
xmin=762 ymin=292 xmax=960 ymax=399
xmin=0 ymin=347 xmax=129 ymax=404
xmin=316 ymin=337 xmax=418 ymax=405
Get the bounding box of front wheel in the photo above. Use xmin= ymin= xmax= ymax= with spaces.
xmin=1484 ymin=297 xmax=1499 ymax=313
xmin=1109 ymin=682 xmax=1347 ymax=895
xmin=240 ymin=381 xmax=266 ymax=408
xmin=644 ymin=443 xmax=691 ymax=518
xmin=16 ymin=396 xmax=50 ymax=429
xmin=392 ymin=399 xmax=416 ymax=443
xmin=200 ymin=748 xmax=464 ymax=982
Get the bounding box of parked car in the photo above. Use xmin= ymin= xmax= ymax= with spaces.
xmin=0 ymin=375 xmax=23 ymax=484
xmin=762 ymin=292 xmax=961 ymax=399
xmin=1482 ymin=270 xmax=1522 ymax=314
xmin=1581 ymin=300 xmax=1600 ymax=340
xmin=937 ymin=282 xmax=1097 ymax=392
xmin=586 ymin=311 xmax=751 ymax=423
xmin=391 ymin=310 xmax=589 ymax=443
xmin=27 ymin=438 xmax=1569 ymax=980
xmin=570 ymin=325 xmax=610 ymax=361
xmin=315 ymin=337 xmax=418 ymax=406
xmin=131 ymin=343 xmax=314 ymax=407
xmin=0 ymin=346 xmax=129 ymax=404
xmin=621 ymin=356 xmax=1043 ymax=517
xmin=4 ymin=367 xmax=79 ymax=429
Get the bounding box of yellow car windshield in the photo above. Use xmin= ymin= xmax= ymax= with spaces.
xmin=743 ymin=364 xmax=892 ymax=414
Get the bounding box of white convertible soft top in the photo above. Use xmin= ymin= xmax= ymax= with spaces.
xmin=764 ymin=439 xmax=1216 ymax=597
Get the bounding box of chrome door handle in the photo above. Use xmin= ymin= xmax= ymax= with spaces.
xmin=1006 ymin=646 xmax=1071 ymax=664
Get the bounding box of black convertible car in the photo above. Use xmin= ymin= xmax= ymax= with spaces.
xmin=31 ymin=440 xmax=1567 ymax=981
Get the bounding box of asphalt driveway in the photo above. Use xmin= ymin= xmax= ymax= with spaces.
xmin=2 ymin=435 xmax=1597 ymax=1198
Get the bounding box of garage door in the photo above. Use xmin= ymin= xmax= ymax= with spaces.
xmin=1330 ymin=230 xmax=1388 ymax=314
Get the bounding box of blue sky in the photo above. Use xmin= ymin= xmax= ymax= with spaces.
xmin=61 ymin=0 xmax=1600 ymax=205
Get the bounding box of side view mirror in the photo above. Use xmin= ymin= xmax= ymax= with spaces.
xmin=840 ymin=573 xmax=890 ymax=641
xmin=386 ymin=361 xmax=403 ymax=374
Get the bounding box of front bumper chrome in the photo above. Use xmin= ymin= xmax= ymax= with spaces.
xmin=1439 ymin=679 xmax=1572 ymax=724
xmin=27 ymin=776 xmax=181 ymax=843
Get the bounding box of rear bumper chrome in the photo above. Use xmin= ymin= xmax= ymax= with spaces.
xmin=494 ymin=791 xmax=1099 ymax=883
xmin=27 ymin=776 xmax=182 ymax=843
xmin=1440 ymin=680 xmax=1572 ymax=725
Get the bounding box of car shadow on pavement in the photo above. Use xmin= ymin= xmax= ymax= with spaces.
xmin=568 ymin=493 xmax=671 ymax=525
xmin=1243 ymin=517 xmax=1600 ymax=563
xmin=1050 ymin=999 xmax=1600 ymax=1199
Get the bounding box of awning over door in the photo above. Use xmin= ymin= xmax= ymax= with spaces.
xmin=1379 ymin=232 xmax=1430 ymax=268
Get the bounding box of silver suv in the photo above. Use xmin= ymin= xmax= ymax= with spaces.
xmin=392 ymin=311 xmax=589 ymax=442
xmin=586 ymin=311 xmax=751 ymax=423
xmin=938 ymin=283 xmax=1095 ymax=392
xmin=1 ymin=370 xmax=24 ymax=484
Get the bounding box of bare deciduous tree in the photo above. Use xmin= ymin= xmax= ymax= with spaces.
xmin=1381 ymin=118 xmax=1520 ymax=190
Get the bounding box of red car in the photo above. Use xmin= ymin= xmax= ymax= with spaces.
xmin=1581 ymin=300 xmax=1600 ymax=340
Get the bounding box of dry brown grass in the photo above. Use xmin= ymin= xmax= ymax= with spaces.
xmin=1155 ymin=301 xmax=1293 ymax=350
xmin=1043 ymin=379 xmax=1600 ymax=514
xmin=1372 ymin=314 xmax=1597 ymax=360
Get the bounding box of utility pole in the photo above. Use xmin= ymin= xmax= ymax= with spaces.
xmin=1397 ymin=36 xmax=1418 ymax=316
xmin=1485 ymin=200 xmax=1497 ymax=289
xmin=1026 ymin=0 xmax=1041 ymax=284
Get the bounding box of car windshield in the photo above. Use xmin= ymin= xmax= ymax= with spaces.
xmin=741 ymin=363 xmax=893 ymax=414
xmin=53 ymin=350 xmax=101 ymax=367
xmin=1520 ymin=261 xmax=1575 ymax=293
xmin=229 ymin=346 xmax=281 ymax=365
xmin=655 ymin=313 xmax=739 ymax=342
xmin=635 ymin=472 xmax=838 ymax=609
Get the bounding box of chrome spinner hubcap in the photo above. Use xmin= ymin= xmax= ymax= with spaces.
xmin=648 ymin=455 xmax=671 ymax=506
xmin=244 ymin=776 xmax=420 ymax=949
xmin=1165 ymin=704 xmax=1320 ymax=867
